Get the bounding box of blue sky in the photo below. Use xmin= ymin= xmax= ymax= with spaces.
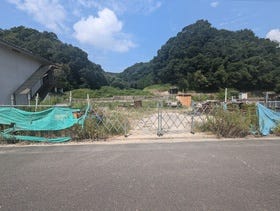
xmin=1 ymin=0 xmax=280 ymax=73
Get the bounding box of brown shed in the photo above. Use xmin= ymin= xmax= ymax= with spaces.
xmin=176 ymin=94 xmax=192 ymax=107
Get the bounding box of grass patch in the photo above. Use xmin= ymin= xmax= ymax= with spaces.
xmin=143 ymin=84 xmax=171 ymax=93
xmin=70 ymin=86 xmax=152 ymax=99
xmin=192 ymin=93 xmax=217 ymax=102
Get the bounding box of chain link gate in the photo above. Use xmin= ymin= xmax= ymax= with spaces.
xmin=88 ymin=98 xmax=215 ymax=139
xmin=156 ymin=101 xmax=196 ymax=136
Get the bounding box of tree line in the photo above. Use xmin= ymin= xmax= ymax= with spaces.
xmin=2 ymin=20 xmax=280 ymax=93
xmin=119 ymin=20 xmax=280 ymax=92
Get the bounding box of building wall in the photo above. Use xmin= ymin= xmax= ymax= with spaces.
xmin=0 ymin=45 xmax=41 ymax=105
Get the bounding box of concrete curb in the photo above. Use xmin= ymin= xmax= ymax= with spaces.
xmin=0 ymin=134 xmax=279 ymax=148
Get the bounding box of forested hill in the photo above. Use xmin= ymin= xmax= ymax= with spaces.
xmin=119 ymin=20 xmax=280 ymax=92
xmin=2 ymin=22 xmax=280 ymax=93
xmin=0 ymin=26 xmax=108 ymax=90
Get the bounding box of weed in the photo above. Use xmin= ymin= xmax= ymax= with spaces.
xmin=199 ymin=107 xmax=252 ymax=138
xmin=69 ymin=112 xmax=128 ymax=141
xmin=272 ymin=123 xmax=280 ymax=136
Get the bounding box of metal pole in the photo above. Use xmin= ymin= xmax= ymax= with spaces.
xmin=28 ymin=93 xmax=31 ymax=106
xmin=69 ymin=91 xmax=72 ymax=106
xmin=10 ymin=95 xmax=14 ymax=106
xmin=190 ymin=114 xmax=195 ymax=134
xmin=157 ymin=101 xmax=163 ymax=136
xmin=35 ymin=93 xmax=39 ymax=111
xmin=124 ymin=119 xmax=128 ymax=138
xmin=87 ymin=94 xmax=90 ymax=107
xmin=225 ymin=88 xmax=228 ymax=103
xmin=265 ymin=92 xmax=268 ymax=106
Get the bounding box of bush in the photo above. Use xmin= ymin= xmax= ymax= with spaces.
xmin=272 ymin=124 xmax=280 ymax=136
xmin=69 ymin=118 xmax=100 ymax=141
xmin=69 ymin=112 xmax=128 ymax=141
xmin=0 ymin=133 xmax=21 ymax=144
xmin=199 ymin=108 xmax=251 ymax=138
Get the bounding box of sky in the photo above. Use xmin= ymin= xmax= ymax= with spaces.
xmin=1 ymin=0 xmax=280 ymax=73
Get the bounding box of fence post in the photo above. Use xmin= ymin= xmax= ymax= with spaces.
xmin=69 ymin=91 xmax=72 ymax=106
xmin=124 ymin=119 xmax=128 ymax=137
xmin=265 ymin=92 xmax=268 ymax=106
xmin=87 ymin=94 xmax=90 ymax=107
xmin=157 ymin=101 xmax=163 ymax=136
xmin=190 ymin=113 xmax=195 ymax=134
xmin=35 ymin=93 xmax=39 ymax=111
xmin=10 ymin=95 xmax=14 ymax=106
xmin=224 ymin=88 xmax=228 ymax=103
xmin=28 ymin=93 xmax=31 ymax=106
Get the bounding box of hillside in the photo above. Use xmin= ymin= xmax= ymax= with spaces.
xmin=2 ymin=22 xmax=280 ymax=93
xmin=119 ymin=20 xmax=280 ymax=92
xmin=0 ymin=26 xmax=108 ymax=90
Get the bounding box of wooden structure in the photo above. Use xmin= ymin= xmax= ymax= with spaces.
xmin=176 ymin=94 xmax=192 ymax=107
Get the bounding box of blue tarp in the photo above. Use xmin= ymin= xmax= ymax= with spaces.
xmin=257 ymin=103 xmax=280 ymax=135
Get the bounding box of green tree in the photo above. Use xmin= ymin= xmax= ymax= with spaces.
xmin=117 ymin=20 xmax=280 ymax=92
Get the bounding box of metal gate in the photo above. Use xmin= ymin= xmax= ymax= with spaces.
xmin=89 ymin=98 xmax=213 ymax=138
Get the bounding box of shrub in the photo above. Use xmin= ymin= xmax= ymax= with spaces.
xmin=0 ymin=133 xmax=20 ymax=144
xmin=272 ymin=123 xmax=280 ymax=136
xmin=69 ymin=112 xmax=129 ymax=141
xmin=199 ymin=107 xmax=251 ymax=138
xmin=69 ymin=118 xmax=100 ymax=141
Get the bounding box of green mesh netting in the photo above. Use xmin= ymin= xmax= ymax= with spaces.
xmin=0 ymin=106 xmax=89 ymax=142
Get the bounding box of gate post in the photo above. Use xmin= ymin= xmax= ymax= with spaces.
xmin=157 ymin=101 xmax=163 ymax=136
xmin=124 ymin=118 xmax=129 ymax=137
xmin=191 ymin=113 xmax=195 ymax=134
xmin=190 ymin=105 xmax=196 ymax=134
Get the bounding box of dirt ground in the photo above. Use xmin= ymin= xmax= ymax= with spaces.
xmin=106 ymin=131 xmax=216 ymax=143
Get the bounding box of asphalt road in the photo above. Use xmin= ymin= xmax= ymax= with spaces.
xmin=0 ymin=140 xmax=280 ymax=211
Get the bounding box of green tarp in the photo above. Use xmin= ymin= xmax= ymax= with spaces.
xmin=0 ymin=106 xmax=89 ymax=142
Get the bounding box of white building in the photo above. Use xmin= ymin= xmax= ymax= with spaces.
xmin=238 ymin=92 xmax=248 ymax=100
xmin=0 ymin=39 xmax=56 ymax=105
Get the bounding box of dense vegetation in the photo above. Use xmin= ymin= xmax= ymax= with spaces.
xmin=0 ymin=26 xmax=108 ymax=90
xmin=1 ymin=20 xmax=280 ymax=93
xmin=119 ymin=20 xmax=280 ymax=92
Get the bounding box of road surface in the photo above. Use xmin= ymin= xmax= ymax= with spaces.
xmin=0 ymin=140 xmax=280 ymax=210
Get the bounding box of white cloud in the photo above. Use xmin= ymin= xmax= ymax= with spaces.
xmin=266 ymin=29 xmax=280 ymax=43
xmin=75 ymin=0 xmax=162 ymax=15
xmin=75 ymin=0 xmax=101 ymax=8
xmin=145 ymin=1 xmax=162 ymax=13
xmin=210 ymin=1 xmax=219 ymax=8
xmin=7 ymin=0 xmax=66 ymax=32
xmin=73 ymin=8 xmax=136 ymax=52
